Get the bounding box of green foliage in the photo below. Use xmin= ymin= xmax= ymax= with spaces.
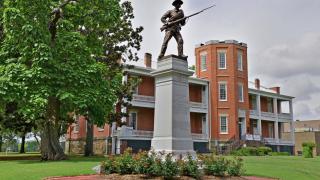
xmin=227 ymin=157 xmax=245 ymax=176
xmin=133 ymin=150 xmax=158 ymax=176
xmin=180 ymin=154 xmax=201 ymax=179
xmin=231 ymin=147 xmax=258 ymax=156
xmin=302 ymin=142 xmax=315 ymax=158
xmin=231 ymin=147 xmax=272 ymax=156
xmin=0 ymin=0 xmax=143 ymax=159
xmin=268 ymin=152 xmax=290 ymax=156
xmin=101 ymin=155 xmax=117 ymax=175
xmin=200 ymin=154 xmax=245 ymax=177
xmin=161 ymin=153 xmax=179 ymax=179
xmin=202 ymin=155 xmax=229 ymax=176
xmin=114 ymin=148 xmax=135 ymax=174
xmin=257 ymin=147 xmax=272 ymax=156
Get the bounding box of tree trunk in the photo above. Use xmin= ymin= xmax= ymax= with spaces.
xmin=0 ymin=135 xmax=2 ymax=152
xmin=19 ymin=134 xmax=25 ymax=153
xmin=40 ymin=97 xmax=66 ymax=161
xmin=84 ymin=117 xmax=94 ymax=156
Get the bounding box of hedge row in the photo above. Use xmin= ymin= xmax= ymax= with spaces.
xmin=101 ymin=149 xmax=245 ymax=179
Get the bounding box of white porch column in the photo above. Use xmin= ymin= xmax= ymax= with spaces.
xmin=273 ymin=98 xmax=279 ymax=141
xmin=257 ymin=94 xmax=262 ymax=136
xmin=289 ymin=100 xmax=295 ymax=142
xmin=111 ymin=122 xmax=117 ymax=155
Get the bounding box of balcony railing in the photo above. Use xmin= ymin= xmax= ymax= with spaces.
xmin=249 ymin=110 xmax=259 ymax=116
xmin=263 ymin=138 xmax=294 ymax=145
xmin=278 ymin=113 xmax=292 ymax=120
xmin=132 ymin=94 xmax=155 ymax=103
xmin=189 ymin=102 xmax=208 ymax=113
xmin=113 ymin=127 xmax=208 ymax=141
xmin=261 ymin=112 xmax=276 ymax=119
xmin=192 ymin=133 xmax=209 ymax=141
xmin=242 ymin=134 xmax=261 ymax=141
xmin=113 ymin=126 xmax=153 ymax=139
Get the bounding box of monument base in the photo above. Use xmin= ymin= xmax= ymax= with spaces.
xmin=151 ymin=55 xmax=196 ymax=159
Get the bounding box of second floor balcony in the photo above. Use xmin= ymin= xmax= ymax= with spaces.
xmin=113 ymin=126 xmax=209 ymax=142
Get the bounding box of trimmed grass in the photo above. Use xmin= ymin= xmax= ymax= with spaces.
xmin=0 ymin=156 xmax=105 ymax=180
xmin=0 ymin=155 xmax=319 ymax=180
xmin=243 ymin=156 xmax=320 ymax=180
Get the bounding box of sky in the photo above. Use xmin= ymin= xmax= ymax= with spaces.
xmin=128 ymin=0 xmax=320 ymax=121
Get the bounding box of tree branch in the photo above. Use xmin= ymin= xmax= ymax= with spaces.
xmin=49 ymin=0 xmax=77 ymax=42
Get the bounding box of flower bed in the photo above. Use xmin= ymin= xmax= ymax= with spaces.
xmin=100 ymin=149 xmax=245 ymax=179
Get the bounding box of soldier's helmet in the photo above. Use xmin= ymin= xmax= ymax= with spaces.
xmin=172 ymin=0 xmax=183 ymax=6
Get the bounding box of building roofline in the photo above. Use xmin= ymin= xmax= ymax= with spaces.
xmin=249 ymin=88 xmax=295 ymax=100
xmin=196 ymin=39 xmax=248 ymax=48
xmin=124 ymin=64 xmax=209 ymax=85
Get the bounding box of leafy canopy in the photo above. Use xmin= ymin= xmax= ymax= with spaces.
xmin=0 ymin=0 xmax=142 ymax=127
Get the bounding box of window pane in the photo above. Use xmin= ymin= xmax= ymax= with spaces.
xmin=201 ymin=54 xmax=207 ymax=71
xmin=129 ymin=112 xmax=137 ymax=130
xmin=238 ymin=84 xmax=243 ymax=102
xmin=219 ymin=83 xmax=227 ymax=100
xmin=237 ymin=51 xmax=243 ymax=71
xmin=220 ymin=116 xmax=227 ymax=133
xmin=218 ymin=52 xmax=226 ymax=69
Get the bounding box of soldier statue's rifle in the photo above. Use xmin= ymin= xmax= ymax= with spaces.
xmin=160 ymin=4 xmax=215 ymax=32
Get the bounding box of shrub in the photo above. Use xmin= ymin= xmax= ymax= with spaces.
xmin=231 ymin=147 xmax=257 ymax=156
xmin=202 ymin=155 xmax=228 ymax=176
xmin=134 ymin=150 xmax=162 ymax=177
xmin=227 ymin=157 xmax=245 ymax=176
xmin=102 ymin=156 xmax=117 ymax=174
xmin=302 ymin=142 xmax=316 ymax=158
xmin=115 ymin=148 xmax=136 ymax=174
xmin=268 ymin=152 xmax=290 ymax=156
xmin=257 ymin=147 xmax=272 ymax=156
xmin=161 ymin=153 xmax=180 ymax=179
xmin=180 ymin=154 xmax=201 ymax=179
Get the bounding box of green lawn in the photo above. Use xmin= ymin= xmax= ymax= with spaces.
xmin=0 ymin=156 xmax=105 ymax=180
xmin=243 ymin=156 xmax=320 ymax=180
xmin=0 ymin=155 xmax=319 ymax=180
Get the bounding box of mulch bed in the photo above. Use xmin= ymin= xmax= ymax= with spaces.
xmin=0 ymin=156 xmax=41 ymax=161
xmin=46 ymin=174 xmax=277 ymax=180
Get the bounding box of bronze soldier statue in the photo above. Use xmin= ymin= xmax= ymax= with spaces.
xmin=158 ymin=0 xmax=187 ymax=60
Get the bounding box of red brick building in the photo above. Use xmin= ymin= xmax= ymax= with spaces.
xmin=65 ymin=40 xmax=295 ymax=155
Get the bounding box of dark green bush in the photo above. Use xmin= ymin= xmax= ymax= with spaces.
xmin=302 ymin=142 xmax=316 ymax=158
xmin=202 ymin=155 xmax=228 ymax=176
xmin=180 ymin=154 xmax=201 ymax=179
xmin=257 ymin=147 xmax=272 ymax=156
xmin=102 ymin=156 xmax=117 ymax=174
xmin=268 ymin=152 xmax=290 ymax=156
xmin=161 ymin=153 xmax=180 ymax=179
xmin=115 ymin=148 xmax=136 ymax=174
xmin=227 ymin=157 xmax=245 ymax=176
xmin=231 ymin=147 xmax=258 ymax=156
xmin=102 ymin=151 xmax=247 ymax=178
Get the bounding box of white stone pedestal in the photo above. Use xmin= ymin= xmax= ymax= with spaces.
xmin=151 ymin=55 xmax=196 ymax=158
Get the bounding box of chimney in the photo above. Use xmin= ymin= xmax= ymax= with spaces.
xmin=254 ymin=78 xmax=260 ymax=90
xmin=270 ymin=87 xmax=280 ymax=94
xmin=144 ymin=53 xmax=152 ymax=68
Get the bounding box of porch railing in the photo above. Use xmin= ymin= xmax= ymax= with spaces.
xmin=189 ymin=101 xmax=208 ymax=109
xmin=132 ymin=94 xmax=155 ymax=103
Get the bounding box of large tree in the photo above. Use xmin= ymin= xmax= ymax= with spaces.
xmin=0 ymin=0 xmax=142 ymax=160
